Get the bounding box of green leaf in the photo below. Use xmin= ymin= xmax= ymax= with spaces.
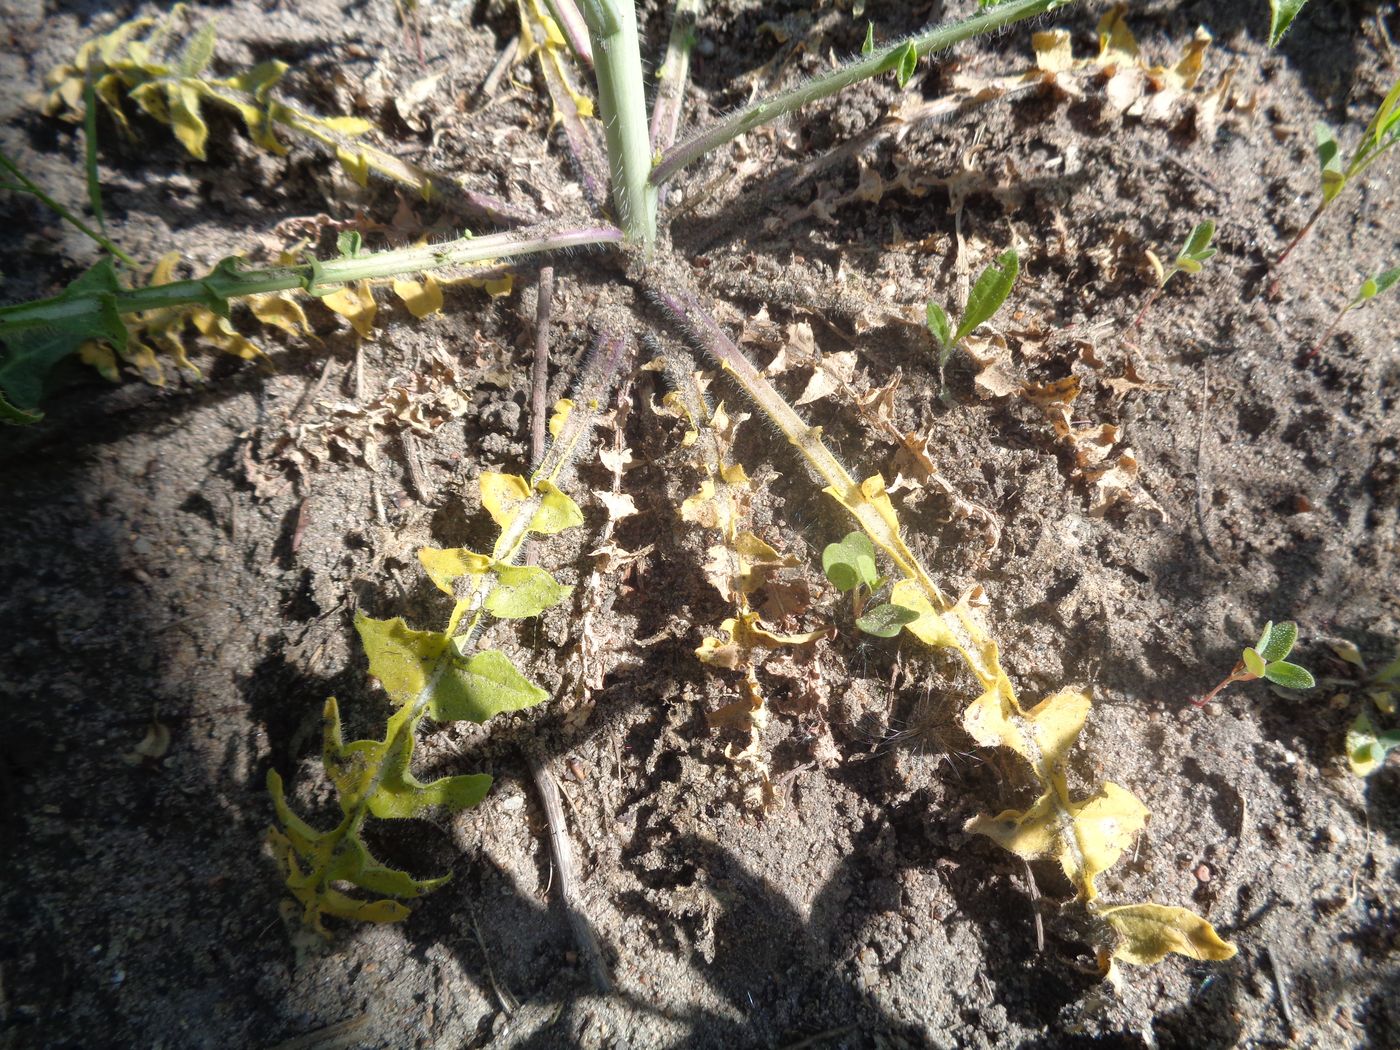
xmin=1363 ymin=78 xmax=1400 ymax=148
xmin=953 ymin=249 xmax=1019 ymax=345
xmin=1242 ymin=647 xmax=1266 ymax=678
xmin=822 ymin=531 xmax=879 ymax=592
xmin=176 ymin=21 xmax=218 ymax=77
xmin=529 ymin=480 xmax=586 ymax=535
xmin=485 ymin=564 xmax=572 ymax=619
xmin=926 ymin=301 xmax=952 ymax=350
xmin=429 ymin=649 xmax=549 ymax=723
xmin=337 ymin=231 xmax=363 ymax=258
xmin=895 ymin=42 xmax=918 ymax=90
xmin=355 ymin=614 xmax=447 ymax=707
xmin=1257 ymin=620 xmax=1297 ymax=662
xmin=1352 ymin=266 xmax=1400 ymax=306
xmin=1178 ymin=220 xmax=1217 ymax=264
xmin=861 ymin=22 xmax=875 ymax=56
xmin=1315 ymin=123 xmax=1345 ymax=202
xmin=1268 ymin=0 xmax=1309 ymax=47
xmin=0 ymin=257 xmax=130 ymax=415
xmin=1347 ymin=709 xmax=1383 ymax=776
xmin=856 ymin=602 xmax=920 ymax=638
xmin=366 ymin=725 xmax=493 ymax=818
xmin=1263 ymin=660 xmax=1314 ymax=690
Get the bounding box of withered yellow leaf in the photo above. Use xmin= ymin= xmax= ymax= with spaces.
xmin=548 ymin=399 xmax=573 ymax=439
xmin=479 ymin=472 xmax=584 ymax=537
xmin=323 ymin=281 xmax=377 ymax=337
xmin=1099 ymin=902 xmax=1237 ymax=965
xmin=1033 ymin=30 xmax=1076 ymax=73
xmin=890 ymin=579 xmax=955 ymax=647
xmin=391 ymin=275 xmax=444 ymax=319
xmin=965 ymin=789 xmax=1059 ymax=862
xmin=480 ymin=472 xmax=532 ymax=530
xmin=1063 ymin=781 xmax=1149 ymax=895
xmin=249 ymin=292 xmax=311 ymax=336
xmin=417 ymin=547 xmax=492 ymax=596
xmin=963 ymin=688 xmax=1090 ymax=777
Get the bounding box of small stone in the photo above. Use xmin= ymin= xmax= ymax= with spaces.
xmin=1194 ymin=863 xmax=1212 ymax=884
xmin=1321 ymin=824 xmax=1347 ymax=848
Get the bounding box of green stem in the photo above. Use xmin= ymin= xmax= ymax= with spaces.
xmin=0 ymin=223 xmax=621 ymax=337
xmin=650 ymin=0 xmax=703 ymax=153
xmin=0 ymin=151 xmax=138 ymax=267
xmin=650 ymin=0 xmax=1076 ymax=186
xmin=578 ymin=0 xmax=658 ymax=248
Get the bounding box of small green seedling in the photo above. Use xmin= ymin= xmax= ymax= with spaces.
xmin=1194 ymin=620 xmax=1315 ymax=708
xmin=926 ymin=248 xmax=1019 ymax=396
xmin=1129 ymin=220 xmax=1216 ymax=333
xmin=1328 ymin=640 xmax=1400 ymax=777
xmin=1267 ymin=1 xmax=1310 ymax=47
xmin=1305 ymin=265 xmax=1400 ymax=360
xmin=821 ymin=531 xmax=917 ymax=637
xmin=1277 ymin=78 xmax=1400 ymax=265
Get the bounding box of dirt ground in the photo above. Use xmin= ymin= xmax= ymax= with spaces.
xmin=2 ymin=0 xmax=1398 ymax=1047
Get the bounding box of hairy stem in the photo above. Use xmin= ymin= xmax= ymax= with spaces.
xmin=650 ymin=0 xmax=703 ymax=154
xmin=650 ymin=0 xmax=1075 ymax=186
xmin=579 ymin=0 xmax=658 ymax=247
xmin=0 ymin=223 xmax=622 ymax=336
xmin=0 ymin=151 xmax=138 ymax=267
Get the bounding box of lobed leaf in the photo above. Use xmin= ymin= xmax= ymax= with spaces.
xmin=1100 ymin=902 xmax=1236 ymax=965
xmin=355 ymin=614 xmax=447 ymax=707
xmin=953 ymin=250 xmax=1019 ymax=346
xmin=364 ymin=726 xmax=493 ymax=819
xmin=855 ymin=602 xmax=919 ymax=638
xmin=963 ymin=688 xmax=1090 ymax=779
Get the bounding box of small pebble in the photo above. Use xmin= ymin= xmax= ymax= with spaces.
xmin=1194 ymin=863 xmax=1212 ymax=884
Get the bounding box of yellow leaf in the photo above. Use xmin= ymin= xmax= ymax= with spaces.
xmin=965 ymin=789 xmax=1059 ymax=862
xmin=79 ymin=341 xmax=120 ymax=382
xmin=1096 ymin=4 xmax=1139 ymax=67
xmin=1099 ymin=903 xmax=1237 ymax=965
xmin=417 ymin=547 xmax=492 ymax=596
xmin=963 ymin=687 xmax=1090 ymax=778
xmin=1032 ymin=30 xmax=1076 ymax=73
xmin=890 ymin=578 xmax=955 ymax=647
xmin=1064 ymin=782 xmax=1149 ymax=894
xmin=323 ymin=281 xmax=377 ymax=337
xmin=391 ymin=275 xmax=444 ymax=318
xmin=681 ymin=478 xmax=729 ymax=531
xmin=480 ymin=472 xmax=533 ymax=530
xmin=190 ymin=308 xmax=264 ymax=360
xmin=353 ymin=613 xmax=448 ymax=707
xmin=168 ymin=81 xmax=209 ymax=159
xmin=336 ymin=145 xmax=371 ymax=187
xmin=548 ymin=399 xmax=573 ymax=439
xmin=249 ymin=292 xmax=311 ymax=336
xmin=479 ymin=472 xmax=583 ymax=537
xmin=321 ymin=115 xmax=373 ymax=137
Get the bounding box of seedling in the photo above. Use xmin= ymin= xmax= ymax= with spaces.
xmin=925 ymin=248 xmax=1019 ymax=396
xmin=821 ymin=531 xmax=917 ymax=638
xmin=1130 ymin=219 xmax=1217 ymax=332
xmin=1276 ymin=77 xmax=1400 ymax=265
xmin=1327 ymin=641 xmax=1400 ymax=777
xmin=1304 ymin=265 xmax=1400 ymax=359
xmin=1194 ymin=620 xmax=1315 ymax=708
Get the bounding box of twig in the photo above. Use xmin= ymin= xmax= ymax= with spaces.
xmin=1021 ymin=857 xmax=1045 ymax=953
xmin=477 ymin=36 xmax=520 ymax=102
xmin=400 ymin=430 xmax=433 ymax=503
xmin=1194 ymin=359 xmax=1220 ymax=562
xmin=530 ymin=757 xmax=613 ymax=993
xmin=1263 ymin=946 xmax=1298 ymax=1039
xmin=531 ymin=267 xmax=555 ymax=468
xmin=465 ymin=898 xmax=519 ymax=1015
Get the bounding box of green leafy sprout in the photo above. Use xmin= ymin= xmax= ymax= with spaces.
xmin=1129 ymin=219 xmax=1217 ymax=333
xmin=821 ymin=531 xmax=918 ymax=638
xmin=925 ymin=248 xmax=1019 ymax=396
xmin=1326 ymin=640 xmax=1400 ymax=777
xmin=1277 ymin=77 xmax=1400 ymax=265
xmin=1305 ymin=265 xmax=1400 ymax=360
xmin=1194 ymin=620 xmax=1316 ymax=708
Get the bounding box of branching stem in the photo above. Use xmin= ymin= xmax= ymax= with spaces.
xmin=0 ymin=223 xmax=621 ymax=337
xmin=650 ymin=0 xmax=1075 ymax=186
xmin=650 ymin=0 xmax=703 ymax=154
